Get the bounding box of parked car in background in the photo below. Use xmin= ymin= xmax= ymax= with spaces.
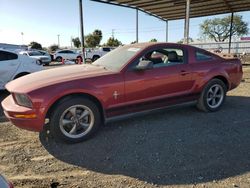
xmin=0 ymin=49 xmax=43 ymax=90
xmin=19 ymin=51 xmax=51 ymax=66
xmin=2 ymin=43 xmax=242 ymax=143
xmin=53 ymin=50 xmax=82 ymax=62
xmin=85 ymin=47 xmax=114 ymax=62
xmin=0 ymin=174 xmax=13 ymax=188
xmin=37 ymin=50 xmax=52 ymax=63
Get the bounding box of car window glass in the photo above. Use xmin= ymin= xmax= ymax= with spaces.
xmin=196 ymin=51 xmax=213 ymax=61
xmin=102 ymin=48 xmax=111 ymax=52
xmin=136 ymin=48 xmax=184 ymax=69
xmin=0 ymin=51 xmax=18 ymax=61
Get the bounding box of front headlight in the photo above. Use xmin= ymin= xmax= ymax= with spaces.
xmin=13 ymin=93 xmax=33 ymax=108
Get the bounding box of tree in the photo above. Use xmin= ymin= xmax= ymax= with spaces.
xmin=48 ymin=44 xmax=59 ymax=52
xmin=29 ymin=41 xmax=42 ymax=50
xmin=85 ymin=29 xmax=103 ymax=47
xmin=130 ymin=41 xmax=137 ymax=44
xmin=106 ymin=37 xmax=122 ymax=47
xmin=72 ymin=37 xmax=81 ymax=48
xmin=200 ymin=14 xmax=249 ymax=42
xmin=150 ymin=38 xmax=157 ymax=42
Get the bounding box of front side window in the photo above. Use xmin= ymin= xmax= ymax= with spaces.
xmin=136 ymin=48 xmax=184 ymax=68
xmin=0 ymin=51 xmax=18 ymax=61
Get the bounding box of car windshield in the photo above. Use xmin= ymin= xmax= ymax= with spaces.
xmin=92 ymin=46 xmax=141 ymax=71
xmin=28 ymin=51 xmax=43 ymax=56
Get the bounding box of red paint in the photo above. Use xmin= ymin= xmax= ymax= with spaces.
xmin=1 ymin=43 xmax=243 ymax=132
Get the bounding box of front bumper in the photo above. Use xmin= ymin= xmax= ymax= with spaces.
xmin=1 ymin=95 xmax=44 ymax=132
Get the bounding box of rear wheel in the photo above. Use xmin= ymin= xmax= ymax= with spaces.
xmin=55 ymin=56 xmax=62 ymax=62
xmin=50 ymin=97 xmax=101 ymax=143
xmin=197 ymin=79 xmax=226 ymax=112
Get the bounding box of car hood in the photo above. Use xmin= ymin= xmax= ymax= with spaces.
xmin=6 ymin=64 xmax=113 ymax=93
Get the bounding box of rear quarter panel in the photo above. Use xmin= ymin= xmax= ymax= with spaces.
xmin=188 ymin=47 xmax=242 ymax=92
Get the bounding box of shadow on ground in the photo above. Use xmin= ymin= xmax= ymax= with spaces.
xmin=32 ymin=96 xmax=250 ymax=185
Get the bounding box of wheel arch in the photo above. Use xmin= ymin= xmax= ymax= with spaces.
xmin=211 ymin=75 xmax=230 ymax=91
xmin=45 ymin=92 xmax=105 ymax=123
xmin=14 ymin=72 xmax=30 ymax=79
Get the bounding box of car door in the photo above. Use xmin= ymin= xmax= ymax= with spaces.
xmin=67 ymin=50 xmax=76 ymax=59
xmin=124 ymin=46 xmax=194 ymax=106
xmin=0 ymin=51 xmax=20 ymax=89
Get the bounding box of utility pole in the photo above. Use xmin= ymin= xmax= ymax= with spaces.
xmin=112 ymin=29 xmax=115 ymax=38
xmin=228 ymin=12 xmax=234 ymax=54
xmin=79 ymin=0 xmax=86 ymax=63
xmin=136 ymin=8 xmax=139 ymax=43
xmin=57 ymin=34 xmax=60 ymax=47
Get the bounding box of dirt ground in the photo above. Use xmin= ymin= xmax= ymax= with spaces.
xmin=0 ymin=66 xmax=250 ymax=188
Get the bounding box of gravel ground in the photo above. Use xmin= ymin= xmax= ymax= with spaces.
xmin=0 ymin=66 xmax=249 ymax=188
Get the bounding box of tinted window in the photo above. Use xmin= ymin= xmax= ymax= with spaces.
xmin=58 ymin=50 xmax=66 ymax=53
xmin=196 ymin=51 xmax=213 ymax=61
xmin=102 ymin=48 xmax=111 ymax=52
xmin=0 ymin=51 xmax=18 ymax=61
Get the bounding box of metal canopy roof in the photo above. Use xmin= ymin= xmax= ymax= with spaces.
xmin=91 ymin=0 xmax=250 ymax=21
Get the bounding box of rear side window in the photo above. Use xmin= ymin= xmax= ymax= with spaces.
xmin=196 ymin=51 xmax=213 ymax=61
xmin=0 ymin=51 xmax=18 ymax=61
xmin=103 ymin=48 xmax=111 ymax=52
xmin=58 ymin=50 xmax=66 ymax=53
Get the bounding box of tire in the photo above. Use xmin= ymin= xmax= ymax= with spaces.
xmin=55 ymin=56 xmax=62 ymax=62
xmin=197 ymin=79 xmax=227 ymax=112
xmin=92 ymin=55 xmax=100 ymax=62
xmin=75 ymin=56 xmax=83 ymax=64
xmin=49 ymin=97 xmax=101 ymax=143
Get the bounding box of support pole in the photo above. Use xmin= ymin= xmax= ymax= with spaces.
xmin=136 ymin=8 xmax=139 ymax=43
xmin=184 ymin=0 xmax=190 ymax=44
xmin=166 ymin=20 xmax=168 ymax=42
xmin=57 ymin=34 xmax=60 ymax=47
xmin=228 ymin=12 xmax=234 ymax=54
xmin=79 ymin=0 xmax=86 ymax=63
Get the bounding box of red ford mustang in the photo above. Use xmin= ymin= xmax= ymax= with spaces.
xmin=2 ymin=43 xmax=243 ymax=143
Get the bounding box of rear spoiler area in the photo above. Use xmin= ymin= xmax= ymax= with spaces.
xmin=212 ymin=52 xmax=239 ymax=60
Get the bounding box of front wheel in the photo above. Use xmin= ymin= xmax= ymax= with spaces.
xmin=49 ymin=97 xmax=101 ymax=143
xmin=197 ymin=79 xmax=227 ymax=112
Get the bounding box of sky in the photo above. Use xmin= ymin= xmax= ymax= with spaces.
xmin=0 ymin=0 xmax=250 ymax=47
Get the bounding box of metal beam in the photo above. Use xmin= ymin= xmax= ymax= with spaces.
xmin=136 ymin=8 xmax=139 ymax=43
xmin=79 ymin=0 xmax=85 ymax=63
xmin=91 ymin=0 xmax=167 ymax=21
xmin=166 ymin=20 xmax=168 ymax=42
xmin=184 ymin=0 xmax=190 ymax=44
xmin=228 ymin=12 xmax=234 ymax=54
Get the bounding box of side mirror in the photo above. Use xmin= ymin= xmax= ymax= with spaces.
xmin=134 ymin=60 xmax=153 ymax=71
